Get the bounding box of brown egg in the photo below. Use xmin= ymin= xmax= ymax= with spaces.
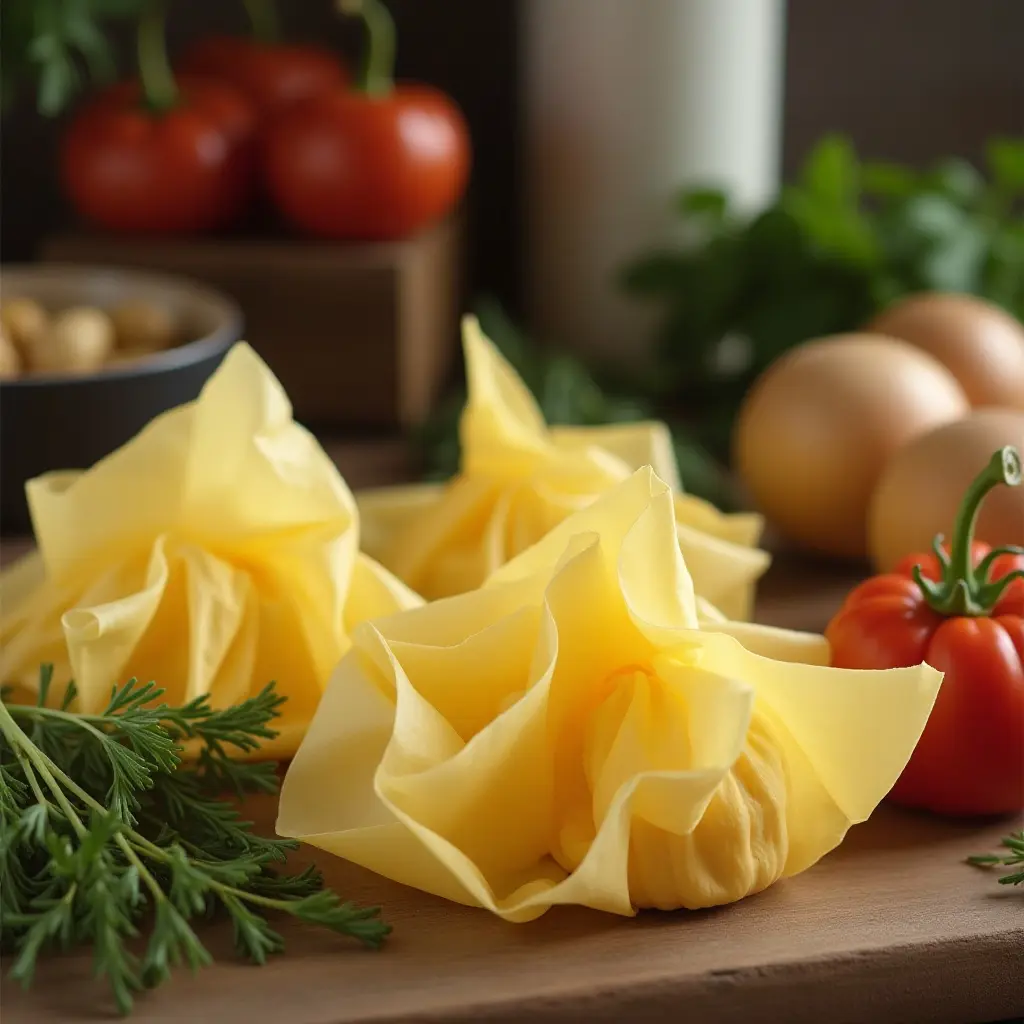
xmin=868 ymin=408 xmax=1024 ymax=572
xmin=734 ymin=334 xmax=970 ymax=559
xmin=868 ymin=292 xmax=1024 ymax=410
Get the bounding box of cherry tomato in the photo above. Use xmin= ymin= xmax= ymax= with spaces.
xmin=826 ymin=448 xmax=1024 ymax=817
xmin=263 ymin=84 xmax=470 ymax=240
xmin=61 ymin=77 xmax=257 ymax=235
xmin=180 ymin=37 xmax=347 ymax=116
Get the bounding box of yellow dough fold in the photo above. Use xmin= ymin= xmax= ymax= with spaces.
xmin=357 ymin=316 xmax=770 ymax=619
xmin=0 ymin=343 xmax=419 ymax=757
xmin=279 ymin=468 xmax=941 ymax=919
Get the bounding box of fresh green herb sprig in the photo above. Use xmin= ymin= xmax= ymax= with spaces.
xmin=967 ymin=831 xmax=1024 ymax=887
xmin=0 ymin=667 xmax=388 ymax=1016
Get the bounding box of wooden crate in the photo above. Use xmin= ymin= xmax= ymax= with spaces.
xmin=42 ymin=217 xmax=463 ymax=429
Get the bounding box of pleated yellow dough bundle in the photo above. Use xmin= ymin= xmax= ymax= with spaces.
xmin=0 ymin=343 xmax=419 ymax=758
xmin=357 ymin=316 xmax=769 ymax=619
xmin=278 ymin=468 xmax=941 ymax=920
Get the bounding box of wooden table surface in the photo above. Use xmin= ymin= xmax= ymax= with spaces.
xmin=2 ymin=447 xmax=1022 ymax=1024
xmin=2 ymin=795 xmax=1020 ymax=1024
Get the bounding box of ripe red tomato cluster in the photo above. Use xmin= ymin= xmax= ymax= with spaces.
xmin=62 ymin=25 xmax=471 ymax=241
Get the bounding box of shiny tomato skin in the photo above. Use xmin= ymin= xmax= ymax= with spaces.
xmin=61 ymin=77 xmax=257 ymax=235
xmin=895 ymin=614 xmax=1024 ymax=815
xmin=180 ymin=37 xmax=347 ymax=116
xmin=826 ymin=543 xmax=1024 ymax=816
xmin=263 ymin=85 xmax=471 ymax=240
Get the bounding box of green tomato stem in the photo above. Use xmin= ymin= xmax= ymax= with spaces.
xmin=244 ymin=0 xmax=280 ymax=44
xmin=339 ymin=0 xmax=395 ymax=96
xmin=137 ymin=3 xmax=179 ymax=113
xmin=912 ymin=446 xmax=1023 ymax=617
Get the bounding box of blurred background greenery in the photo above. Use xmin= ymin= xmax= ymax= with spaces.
xmin=420 ymin=135 xmax=1024 ymax=507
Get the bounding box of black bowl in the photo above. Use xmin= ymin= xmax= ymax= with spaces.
xmin=1 ymin=265 xmax=242 ymax=535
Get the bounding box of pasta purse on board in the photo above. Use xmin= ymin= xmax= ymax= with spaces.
xmin=357 ymin=316 xmax=769 ymax=620
xmin=0 ymin=344 xmax=419 ymax=758
xmin=278 ymin=468 xmax=941 ymax=919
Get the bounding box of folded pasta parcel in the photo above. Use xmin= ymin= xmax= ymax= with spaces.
xmin=0 ymin=344 xmax=418 ymax=758
xmin=278 ymin=468 xmax=941 ymax=920
xmin=357 ymin=316 xmax=769 ymax=618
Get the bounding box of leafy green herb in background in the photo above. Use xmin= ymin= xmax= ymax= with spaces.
xmin=0 ymin=667 xmax=387 ymax=1016
xmin=1 ymin=0 xmax=146 ymax=115
xmin=622 ymin=135 xmax=1024 ymax=448
xmin=422 ymin=136 xmax=1024 ymax=504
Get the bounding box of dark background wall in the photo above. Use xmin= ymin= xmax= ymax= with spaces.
xmin=782 ymin=0 xmax=1023 ymax=174
xmin=3 ymin=0 xmax=1022 ymax=321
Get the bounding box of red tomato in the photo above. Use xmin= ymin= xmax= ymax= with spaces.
xmin=263 ymin=85 xmax=471 ymax=240
xmin=61 ymin=77 xmax=257 ymax=235
xmin=827 ymin=539 xmax=1024 ymax=817
xmin=180 ymin=37 xmax=347 ymax=116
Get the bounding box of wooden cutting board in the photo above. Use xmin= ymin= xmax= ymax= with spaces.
xmin=2 ymin=796 xmax=1020 ymax=1024
xmin=2 ymin=460 xmax=1022 ymax=1024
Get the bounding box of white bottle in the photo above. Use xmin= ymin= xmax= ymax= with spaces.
xmin=522 ymin=0 xmax=786 ymax=362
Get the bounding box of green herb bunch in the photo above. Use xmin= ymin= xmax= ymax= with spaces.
xmin=968 ymin=831 xmax=1024 ymax=888
xmin=0 ymin=667 xmax=388 ymax=1015
xmin=621 ymin=135 xmax=1024 ymax=455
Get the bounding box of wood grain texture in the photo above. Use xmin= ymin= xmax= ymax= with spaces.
xmin=1 ymin=798 xmax=1020 ymax=1024
xmin=1 ymin=446 xmax=1021 ymax=1023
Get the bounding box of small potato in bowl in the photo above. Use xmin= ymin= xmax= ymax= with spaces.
xmin=27 ymin=307 xmax=115 ymax=374
xmin=0 ymin=295 xmax=181 ymax=379
xmin=0 ymin=264 xmax=241 ymax=532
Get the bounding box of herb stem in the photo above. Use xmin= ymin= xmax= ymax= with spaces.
xmin=1 ymin=670 xmax=388 ymax=1013
xmin=17 ymin=753 xmax=54 ymax=814
xmin=7 ymin=695 xmax=317 ymax=914
xmin=9 ymin=734 xmax=89 ymax=840
xmin=115 ymin=833 xmax=169 ymax=906
xmin=4 ymin=704 xmax=158 ymax=845
xmin=24 ymin=739 xmax=109 ymax=815
xmin=968 ymin=830 xmax=1024 ymax=887
xmin=11 ymin=703 xmax=120 ymax=743
xmin=216 ymin=887 xmax=300 ymax=913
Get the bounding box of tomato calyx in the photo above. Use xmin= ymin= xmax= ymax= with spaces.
xmin=911 ymin=446 xmax=1024 ymax=617
xmin=338 ymin=0 xmax=396 ymax=97
xmin=136 ymin=3 xmax=179 ymax=114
